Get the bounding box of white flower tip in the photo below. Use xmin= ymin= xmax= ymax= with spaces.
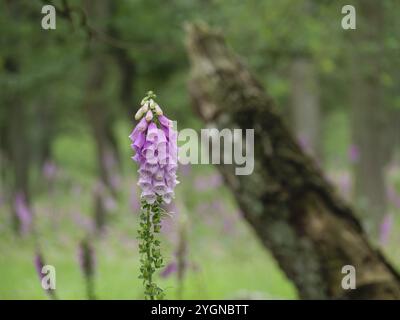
xmin=140 ymin=97 xmax=147 ymax=105
xmin=141 ymin=101 xmax=149 ymax=113
xmin=135 ymin=106 xmax=147 ymax=120
xmin=154 ymin=104 xmax=163 ymax=115
xmin=145 ymin=110 xmax=154 ymax=122
xmin=148 ymin=99 xmax=155 ymax=110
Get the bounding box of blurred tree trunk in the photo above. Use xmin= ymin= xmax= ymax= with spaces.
xmin=3 ymin=56 xmax=31 ymax=233
xmin=84 ymin=0 xmax=120 ymax=195
xmin=114 ymin=49 xmax=136 ymax=118
xmin=350 ymin=0 xmax=389 ymax=236
xmin=85 ymin=57 xmax=119 ymax=193
xmin=108 ymin=1 xmax=137 ymax=119
xmin=289 ymin=56 xmax=322 ymax=160
xmin=186 ymin=23 xmax=400 ymax=299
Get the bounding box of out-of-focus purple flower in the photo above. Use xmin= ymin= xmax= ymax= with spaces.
xmin=160 ymin=261 xmax=178 ymax=278
xmin=379 ymin=214 xmax=393 ymax=246
xmin=110 ymin=174 xmax=122 ymax=190
xmin=327 ymin=170 xmax=353 ymax=200
xmin=14 ymin=192 xmax=32 ymax=235
xmin=78 ymin=239 xmax=96 ymax=278
xmin=130 ymin=184 xmax=141 ymax=212
xmin=34 ymin=252 xmax=45 ymax=281
xmin=34 ymin=251 xmax=57 ymax=299
xmin=78 ymin=238 xmax=96 ymax=300
xmin=179 ymin=164 xmax=192 ymax=177
xmin=211 ymin=199 xmax=226 ymax=213
xmin=130 ymin=110 xmax=179 ymax=205
xmin=104 ymin=195 xmax=117 ymax=212
xmin=297 ymin=134 xmax=311 ymax=153
xmin=223 ymin=216 xmax=236 ymax=234
xmin=337 ymin=173 xmax=352 ymax=196
xmin=72 ymin=211 xmax=94 ymax=233
xmin=387 ymin=185 xmax=400 ymax=210
xmin=42 ymin=160 xmax=58 ymax=182
xmin=194 ymin=173 xmax=223 ymax=191
xmin=92 ymin=181 xmax=117 ymax=213
xmin=348 ymin=144 xmax=360 ymax=163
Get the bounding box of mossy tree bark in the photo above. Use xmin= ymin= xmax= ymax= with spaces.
xmin=185 ymin=23 xmax=400 ymax=299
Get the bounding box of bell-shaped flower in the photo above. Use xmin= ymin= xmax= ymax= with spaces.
xmin=146 ymin=122 xmax=159 ymax=142
xmin=138 ymin=166 xmax=153 ymax=180
xmin=162 ymin=191 xmax=174 ymax=204
xmin=153 ymin=180 xmax=167 ymax=195
xmin=141 ymin=190 xmax=156 ymax=204
xmin=138 ymin=176 xmax=152 ymax=192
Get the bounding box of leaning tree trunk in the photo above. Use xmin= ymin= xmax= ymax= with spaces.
xmin=185 ymin=23 xmax=400 ymax=299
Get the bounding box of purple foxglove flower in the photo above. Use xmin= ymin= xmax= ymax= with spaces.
xmin=132 ymin=132 xmax=146 ymax=151
xmin=34 ymin=251 xmax=57 ymax=299
xmin=34 ymin=253 xmax=45 ymax=281
xmin=146 ymin=123 xmax=159 ymax=142
xmin=42 ymin=160 xmax=57 ymax=181
xmin=130 ymin=184 xmax=140 ymax=212
xmin=78 ymin=239 xmax=96 ymax=279
xmin=162 ymin=192 xmax=174 ymax=204
xmin=138 ymin=176 xmax=152 ymax=188
xmin=180 ymin=164 xmax=192 ymax=177
xmin=379 ymin=214 xmax=393 ymax=246
xmin=160 ymin=261 xmax=177 ymax=278
xmin=153 ymin=180 xmax=167 ymax=195
xmin=144 ymin=162 xmax=159 ymax=174
xmin=297 ymin=134 xmax=310 ymax=152
xmin=138 ymin=167 xmax=153 ymax=180
xmin=78 ymin=239 xmax=96 ymax=300
xmin=348 ymin=144 xmax=360 ymax=163
xmin=158 ymin=115 xmax=172 ymax=128
xmin=157 ymin=129 xmax=167 ymax=144
xmin=154 ymin=168 xmax=165 ymax=181
xmin=15 ymin=192 xmax=32 ymax=235
xmin=130 ymin=104 xmax=179 ymax=205
xmin=132 ymin=153 xmax=142 ymax=163
xmin=141 ymin=188 xmax=156 ymax=203
xmin=129 ymin=117 xmax=148 ymax=140
xmin=387 ymin=185 xmax=400 ymax=209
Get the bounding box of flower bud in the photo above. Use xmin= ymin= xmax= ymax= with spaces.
xmin=145 ymin=110 xmax=153 ymax=122
xmin=149 ymin=99 xmax=156 ymax=110
xmin=135 ymin=107 xmax=145 ymax=120
xmin=141 ymin=101 xmax=149 ymax=113
xmin=154 ymin=103 xmax=163 ymax=116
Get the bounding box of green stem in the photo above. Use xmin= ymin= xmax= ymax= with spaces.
xmin=146 ymin=205 xmax=154 ymax=300
xmin=138 ymin=199 xmax=165 ymax=300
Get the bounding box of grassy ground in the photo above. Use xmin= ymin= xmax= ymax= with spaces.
xmin=0 ymin=175 xmax=296 ymax=300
